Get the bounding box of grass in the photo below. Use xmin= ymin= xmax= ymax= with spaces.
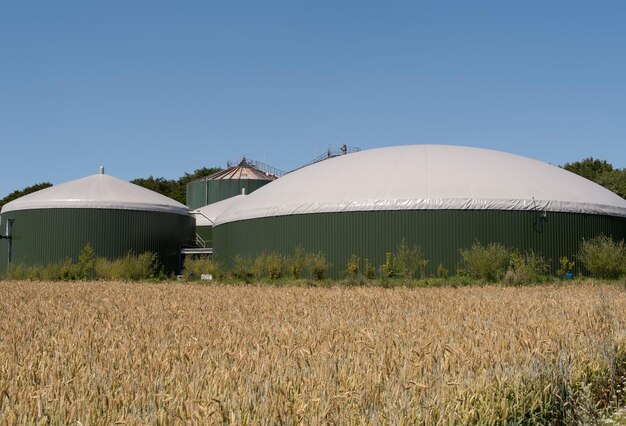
xmin=1 ymin=280 xmax=625 ymax=423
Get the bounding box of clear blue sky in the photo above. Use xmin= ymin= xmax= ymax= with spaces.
xmin=1 ymin=1 xmax=625 ymax=198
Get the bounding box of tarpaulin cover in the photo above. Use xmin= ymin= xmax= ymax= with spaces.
xmin=191 ymin=195 xmax=246 ymax=226
xmin=215 ymin=145 xmax=626 ymax=225
xmin=2 ymin=173 xmax=190 ymax=216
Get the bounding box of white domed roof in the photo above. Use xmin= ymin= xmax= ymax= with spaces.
xmin=1 ymin=173 xmax=189 ymax=215
xmin=215 ymin=145 xmax=626 ymax=225
xmin=191 ymin=194 xmax=246 ymax=226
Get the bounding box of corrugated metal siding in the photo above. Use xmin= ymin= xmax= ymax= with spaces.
xmin=186 ymin=181 xmax=208 ymax=210
xmin=214 ymin=210 xmax=626 ymax=278
xmin=0 ymin=216 xmax=7 ymax=274
xmin=208 ymin=180 xmax=270 ymax=205
xmin=186 ymin=180 xmax=272 ymax=209
xmin=0 ymin=209 xmax=195 ymax=277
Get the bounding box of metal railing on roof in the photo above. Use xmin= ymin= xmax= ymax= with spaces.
xmin=226 ymin=157 xmax=285 ymax=178
xmin=291 ymin=145 xmax=361 ymax=172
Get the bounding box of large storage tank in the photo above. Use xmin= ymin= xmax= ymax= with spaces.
xmin=186 ymin=158 xmax=278 ymax=210
xmin=0 ymin=168 xmax=195 ymax=276
xmin=213 ymin=145 xmax=626 ymax=277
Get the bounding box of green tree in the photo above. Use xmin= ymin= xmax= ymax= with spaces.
xmin=131 ymin=167 xmax=222 ymax=204
xmin=563 ymin=157 xmax=613 ymax=182
xmin=596 ymin=169 xmax=626 ymax=199
xmin=180 ymin=167 xmax=222 ymax=184
xmin=130 ymin=176 xmax=177 ymax=198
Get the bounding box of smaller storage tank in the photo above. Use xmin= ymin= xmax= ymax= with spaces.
xmin=0 ymin=167 xmax=195 ymax=276
xmin=191 ymin=194 xmax=246 ymax=248
xmin=186 ymin=158 xmax=278 ymax=209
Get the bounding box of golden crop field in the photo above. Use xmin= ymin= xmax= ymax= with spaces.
xmin=1 ymin=281 xmax=625 ymax=424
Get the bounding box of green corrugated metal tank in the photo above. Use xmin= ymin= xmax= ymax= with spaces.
xmin=186 ymin=158 xmax=277 ymax=210
xmin=213 ymin=145 xmax=626 ymax=278
xmin=0 ymin=167 xmax=195 ymax=277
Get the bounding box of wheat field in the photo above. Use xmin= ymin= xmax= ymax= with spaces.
xmin=1 ymin=281 xmax=625 ymax=424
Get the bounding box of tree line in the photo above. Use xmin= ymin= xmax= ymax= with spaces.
xmin=1 ymin=158 xmax=625 ymax=210
xmin=129 ymin=167 xmax=221 ymax=205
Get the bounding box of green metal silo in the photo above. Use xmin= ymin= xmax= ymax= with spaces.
xmin=0 ymin=167 xmax=195 ymax=277
xmin=186 ymin=158 xmax=278 ymax=210
xmin=213 ymin=145 xmax=626 ymax=278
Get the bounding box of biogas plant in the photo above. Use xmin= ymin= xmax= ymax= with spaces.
xmin=2 ymin=145 xmax=626 ymax=278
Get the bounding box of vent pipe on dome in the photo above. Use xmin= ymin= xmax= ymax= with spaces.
xmin=99 ymin=166 xmax=105 ymax=175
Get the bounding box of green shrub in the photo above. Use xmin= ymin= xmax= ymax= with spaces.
xmin=266 ymin=253 xmax=286 ymax=280
xmin=381 ymin=252 xmax=397 ymax=278
xmin=504 ymin=251 xmax=550 ymax=285
xmin=95 ymin=252 xmax=159 ymax=281
xmin=183 ymin=257 xmax=220 ymax=280
xmin=231 ymin=249 xmax=327 ymax=282
xmin=8 ymin=249 xmax=159 ymax=282
xmin=57 ymin=258 xmax=79 ymax=281
xmin=290 ymin=245 xmax=308 ymax=279
xmin=345 ymin=254 xmax=360 ymax=279
xmin=75 ymin=244 xmax=96 ymax=280
xmin=379 ymin=241 xmax=424 ymax=280
xmin=8 ymin=257 xmax=83 ymax=281
xmin=578 ymin=235 xmax=626 ymax=279
xmin=363 ymin=259 xmax=377 ymax=280
xmin=308 ymin=252 xmax=328 ymax=281
xmin=129 ymin=252 xmax=160 ymax=280
xmin=557 ymin=256 xmax=576 ymax=277
xmin=252 ymin=253 xmax=268 ymax=280
xmin=393 ymin=240 xmax=422 ymax=279
xmin=242 ymin=253 xmax=287 ymax=281
xmin=459 ymin=241 xmax=510 ymax=282
xmin=418 ymin=259 xmax=430 ymax=279
xmin=436 ymin=263 xmax=449 ymax=279
xmin=231 ymin=255 xmax=256 ymax=283
xmin=6 ymin=263 xmax=38 ymax=280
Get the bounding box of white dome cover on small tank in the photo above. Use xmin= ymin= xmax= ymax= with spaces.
xmin=1 ymin=168 xmax=189 ymax=216
xmin=192 ymin=194 xmax=246 ymax=226
xmin=215 ymin=145 xmax=626 ymax=225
